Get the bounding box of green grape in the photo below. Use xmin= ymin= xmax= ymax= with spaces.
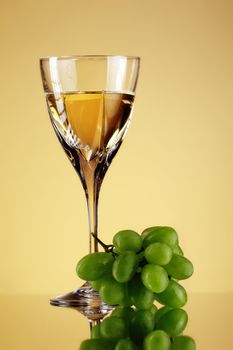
xmin=157 ymin=308 xmax=188 ymax=336
xmin=79 ymin=339 xmax=114 ymax=350
xmin=155 ymin=280 xmax=187 ymax=308
xmin=113 ymin=230 xmax=142 ymax=253
xmin=111 ymin=306 xmax=135 ymax=325
xmin=143 ymin=330 xmax=171 ymax=350
xmin=90 ymin=279 xmax=103 ymax=291
xmin=99 ymin=277 xmax=130 ymax=305
xmin=90 ymin=270 xmax=113 ymax=291
xmin=164 ymin=254 xmax=193 ymax=280
xmin=76 ymin=252 xmax=114 ymax=281
xmin=130 ymin=309 xmax=155 ymax=344
xmin=128 ymin=274 xmax=154 ymax=309
xmin=141 ymin=226 xmax=162 ymax=239
xmin=100 ymin=316 xmax=128 ymax=340
xmin=145 ymin=242 xmax=173 ymax=266
xmin=141 ymin=264 xmax=169 ymax=293
xmin=91 ymin=324 xmax=101 ymax=339
xmin=173 ymin=244 xmax=184 ymax=256
xmin=116 ymin=338 xmax=138 ymax=350
xmin=171 ymin=336 xmax=196 ymax=350
xmin=142 ymin=227 xmax=178 ymax=249
xmin=112 ymin=251 xmax=138 ymax=283
xmin=154 ymin=306 xmax=173 ymax=324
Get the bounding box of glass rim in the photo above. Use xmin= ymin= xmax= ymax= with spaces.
xmin=39 ymin=54 xmax=140 ymax=62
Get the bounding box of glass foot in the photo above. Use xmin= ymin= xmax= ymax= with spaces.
xmin=50 ymin=282 xmax=114 ymax=321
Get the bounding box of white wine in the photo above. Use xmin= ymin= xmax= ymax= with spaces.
xmin=46 ymin=91 xmax=134 ymax=162
xmin=46 ymin=91 xmax=135 ymax=204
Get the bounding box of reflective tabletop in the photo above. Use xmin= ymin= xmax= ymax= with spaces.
xmin=0 ymin=293 xmax=232 ymax=349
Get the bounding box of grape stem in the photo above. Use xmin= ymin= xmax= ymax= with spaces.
xmin=91 ymin=232 xmax=114 ymax=253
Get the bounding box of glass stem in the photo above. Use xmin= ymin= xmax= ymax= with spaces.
xmin=82 ymin=159 xmax=100 ymax=254
xmin=86 ymin=180 xmax=99 ymax=254
xmin=88 ymin=318 xmax=101 ymax=331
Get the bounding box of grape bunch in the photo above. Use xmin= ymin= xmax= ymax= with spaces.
xmin=77 ymin=226 xmax=196 ymax=350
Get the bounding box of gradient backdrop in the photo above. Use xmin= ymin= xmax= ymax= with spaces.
xmin=0 ymin=0 xmax=232 ymax=298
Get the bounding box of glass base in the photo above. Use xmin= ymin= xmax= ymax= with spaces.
xmin=50 ymin=282 xmax=114 ymax=321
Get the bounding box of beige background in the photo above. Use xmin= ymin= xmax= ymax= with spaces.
xmin=0 ymin=0 xmax=232 ymax=297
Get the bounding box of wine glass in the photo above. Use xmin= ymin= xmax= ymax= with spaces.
xmin=40 ymin=55 xmax=140 ymax=324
